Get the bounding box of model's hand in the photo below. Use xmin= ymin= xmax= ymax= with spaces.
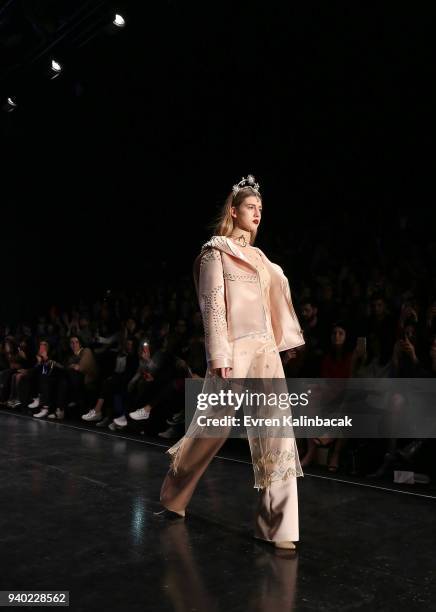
xmin=213 ymin=367 xmax=232 ymax=379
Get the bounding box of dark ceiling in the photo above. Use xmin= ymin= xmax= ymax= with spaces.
xmin=1 ymin=1 xmax=435 ymax=313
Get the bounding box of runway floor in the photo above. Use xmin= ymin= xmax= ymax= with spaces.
xmin=1 ymin=410 xmax=435 ymax=611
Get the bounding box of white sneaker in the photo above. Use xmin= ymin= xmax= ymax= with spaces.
xmin=113 ymin=415 xmax=128 ymax=427
xmin=129 ymin=407 xmax=151 ymax=421
xmin=47 ymin=412 xmax=57 ymax=419
xmin=81 ymin=409 xmax=102 ymax=422
xmin=28 ymin=397 xmax=40 ymax=409
xmin=34 ymin=408 xmax=49 ymax=418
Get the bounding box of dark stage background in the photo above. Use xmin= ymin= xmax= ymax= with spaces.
xmin=1 ymin=1 xmax=435 ymax=321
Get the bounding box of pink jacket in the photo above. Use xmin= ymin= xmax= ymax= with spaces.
xmin=193 ymin=236 xmax=305 ymax=370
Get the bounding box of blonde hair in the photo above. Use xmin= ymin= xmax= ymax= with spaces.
xmin=210 ymin=187 xmax=261 ymax=246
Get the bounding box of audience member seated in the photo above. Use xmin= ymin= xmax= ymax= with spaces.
xmin=112 ymin=337 xmax=186 ymax=431
xmin=300 ymin=321 xmax=354 ymax=472
xmin=81 ymin=337 xmax=139 ymax=425
xmin=6 ymin=337 xmax=36 ymax=408
xmin=31 ymin=340 xmax=64 ymax=417
xmin=34 ymin=335 xmax=98 ymax=420
xmin=0 ymin=338 xmax=22 ymax=404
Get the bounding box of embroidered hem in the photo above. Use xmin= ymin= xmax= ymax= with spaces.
xmin=253 ymin=446 xmax=304 ymax=488
xmin=166 ymin=437 xmax=304 ymax=490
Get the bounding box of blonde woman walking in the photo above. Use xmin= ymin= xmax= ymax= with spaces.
xmin=156 ymin=175 xmax=305 ymax=550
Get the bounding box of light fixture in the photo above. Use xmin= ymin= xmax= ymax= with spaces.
xmin=2 ymin=97 xmax=17 ymax=112
xmin=113 ymin=14 xmax=125 ymax=28
xmin=49 ymin=58 xmax=63 ymax=80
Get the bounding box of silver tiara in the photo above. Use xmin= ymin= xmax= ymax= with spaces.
xmin=232 ymin=174 xmax=261 ymax=198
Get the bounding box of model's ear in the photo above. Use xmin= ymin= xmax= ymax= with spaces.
xmin=230 ymin=205 xmax=237 ymax=219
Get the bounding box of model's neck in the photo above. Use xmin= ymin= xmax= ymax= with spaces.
xmin=229 ymin=227 xmax=251 ymax=247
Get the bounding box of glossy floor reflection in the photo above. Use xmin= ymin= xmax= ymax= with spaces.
xmin=0 ymin=411 xmax=435 ymax=611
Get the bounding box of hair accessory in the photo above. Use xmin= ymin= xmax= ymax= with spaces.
xmin=232 ymin=174 xmax=261 ymax=198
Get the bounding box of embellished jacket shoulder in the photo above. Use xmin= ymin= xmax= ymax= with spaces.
xmin=193 ymin=236 xmax=305 ymax=370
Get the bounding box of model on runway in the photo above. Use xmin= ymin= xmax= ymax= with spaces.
xmin=155 ymin=174 xmax=306 ymax=550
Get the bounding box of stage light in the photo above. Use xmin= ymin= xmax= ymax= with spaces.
xmin=101 ymin=12 xmax=127 ymax=37
xmin=2 ymin=97 xmax=17 ymax=112
xmin=51 ymin=59 xmax=62 ymax=73
xmin=113 ymin=14 xmax=125 ymax=28
xmin=49 ymin=59 xmax=63 ymax=80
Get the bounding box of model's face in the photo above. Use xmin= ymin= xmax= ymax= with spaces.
xmin=231 ymin=196 xmax=262 ymax=232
